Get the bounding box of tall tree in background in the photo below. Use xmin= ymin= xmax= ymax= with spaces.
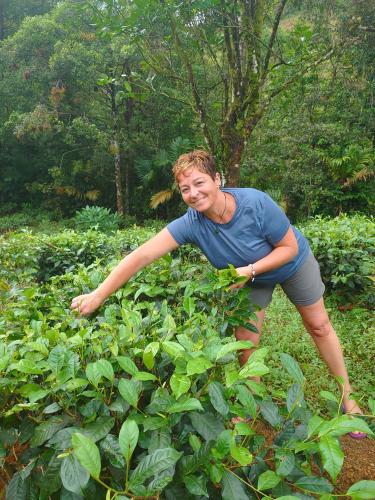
xmin=96 ymin=0 xmax=343 ymax=185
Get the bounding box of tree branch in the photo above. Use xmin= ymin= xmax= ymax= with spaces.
xmin=170 ymin=18 xmax=216 ymax=154
xmin=262 ymin=0 xmax=288 ymax=76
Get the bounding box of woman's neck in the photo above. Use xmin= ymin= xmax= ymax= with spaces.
xmin=204 ymin=191 xmax=235 ymax=224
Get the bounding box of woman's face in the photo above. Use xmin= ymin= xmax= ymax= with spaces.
xmin=177 ymin=167 xmax=221 ymax=212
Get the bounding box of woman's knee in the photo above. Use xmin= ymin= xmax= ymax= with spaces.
xmin=304 ymin=317 xmax=333 ymax=338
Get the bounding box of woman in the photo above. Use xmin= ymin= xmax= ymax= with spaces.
xmin=71 ymin=150 xmax=365 ymax=437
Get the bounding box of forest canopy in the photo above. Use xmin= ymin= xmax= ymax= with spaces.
xmin=0 ymin=0 xmax=374 ymax=222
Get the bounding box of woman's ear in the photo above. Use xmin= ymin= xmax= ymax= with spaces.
xmin=215 ymin=172 xmax=221 ymax=186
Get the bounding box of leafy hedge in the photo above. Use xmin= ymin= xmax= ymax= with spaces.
xmin=1 ymin=250 xmax=374 ymax=499
xmin=0 ymin=227 xmax=157 ymax=285
xmin=300 ymin=215 xmax=374 ymax=307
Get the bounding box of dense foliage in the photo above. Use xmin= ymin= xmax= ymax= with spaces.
xmin=0 ymin=1 xmax=374 ymax=219
xmin=1 ymin=225 xmax=374 ymax=499
xmin=300 ymin=215 xmax=375 ymax=307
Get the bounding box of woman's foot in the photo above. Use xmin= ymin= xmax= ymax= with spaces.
xmin=341 ymin=400 xmax=367 ymax=439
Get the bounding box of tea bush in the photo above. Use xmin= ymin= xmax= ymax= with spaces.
xmin=73 ymin=206 xmax=122 ymax=232
xmin=0 ymin=227 xmax=156 ymax=284
xmin=1 ymin=252 xmax=374 ymax=500
xmin=299 ymin=215 xmax=374 ymax=306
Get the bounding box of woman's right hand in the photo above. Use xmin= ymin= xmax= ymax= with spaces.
xmin=70 ymin=291 xmax=103 ymax=316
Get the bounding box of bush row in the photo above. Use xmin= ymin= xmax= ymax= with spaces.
xmin=300 ymin=214 xmax=374 ymax=307
xmin=1 ymin=214 xmax=373 ymax=306
xmin=1 ymin=256 xmax=374 ymax=499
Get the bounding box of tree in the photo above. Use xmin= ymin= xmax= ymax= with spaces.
xmin=95 ymin=0 xmax=344 ymax=185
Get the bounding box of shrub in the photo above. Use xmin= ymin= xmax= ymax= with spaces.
xmin=73 ymin=206 xmax=122 ymax=232
xmin=0 ymin=227 xmax=157 ymax=284
xmin=300 ymin=214 xmax=374 ymax=306
xmin=1 ymin=256 xmax=374 ymax=499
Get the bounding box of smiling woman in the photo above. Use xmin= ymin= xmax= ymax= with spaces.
xmin=71 ymin=150 xmax=366 ymax=436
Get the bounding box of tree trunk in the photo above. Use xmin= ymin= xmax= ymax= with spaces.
xmin=221 ymin=126 xmax=244 ymax=186
xmin=110 ymin=80 xmax=124 ymax=216
xmin=113 ymin=138 xmax=124 ymax=216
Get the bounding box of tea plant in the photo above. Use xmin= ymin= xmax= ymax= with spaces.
xmin=1 ymin=252 xmax=374 ymax=500
xmin=300 ymin=215 xmax=374 ymax=307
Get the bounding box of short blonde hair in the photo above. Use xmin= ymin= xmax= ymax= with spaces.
xmin=172 ymin=150 xmax=217 ymax=181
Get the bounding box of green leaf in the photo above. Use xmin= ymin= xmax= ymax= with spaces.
xmin=143 ymin=416 xmax=168 ymax=432
xmin=117 ymin=356 xmax=138 ymax=376
xmin=118 ymin=378 xmax=139 ymax=407
xmin=286 ymin=383 xmax=304 ymax=413
xmin=100 ymin=434 xmax=125 ymax=468
xmin=319 ymin=436 xmax=344 ymax=482
xmin=318 ymin=415 xmax=372 ymax=438
xmin=221 ymin=471 xmax=249 ymax=500
xmin=209 ymin=464 xmax=223 ymax=484
xmin=230 ymin=443 xmax=253 ymax=466
xmin=162 ymin=341 xmax=185 ymax=359
xmin=30 ymin=417 xmax=69 ymax=447
xmin=257 ymin=470 xmax=281 ymax=490
xmin=168 ymin=398 xmax=203 ymax=413
xmin=60 ymin=455 xmax=89 ymax=495
xmin=134 ymin=371 xmax=157 ymax=381
xmin=275 ymin=449 xmax=295 ymax=477
xmin=307 ymin=414 xmax=324 ymax=438
xmin=234 ymin=422 xmax=254 ymax=436
xmin=5 ymin=472 xmax=27 ymax=500
xmin=189 ymin=434 xmax=201 ymax=452
xmin=72 ymin=433 xmax=101 ymax=479
xmin=320 ymin=390 xmax=338 ymax=403
xmin=215 ymin=341 xmax=254 ymax=361
xmin=14 ymin=359 xmax=43 ymax=375
xmin=280 ymin=353 xmax=305 ymax=385
xmin=83 ymin=416 xmax=115 ymax=442
xmin=190 ymin=412 xmax=225 ymax=441
xmin=170 ymin=373 xmax=191 ymax=400
xmin=143 ymin=342 xmax=159 ymax=370
xmin=208 ymin=382 xmax=229 ymax=416
xmin=258 ymin=400 xmax=282 ymax=427
xmin=119 ymin=419 xmax=139 ymax=465
xmin=294 ymin=476 xmax=333 ymax=493
xmin=96 ymin=359 xmax=114 ymax=383
xmin=85 ymin=362 xmax=101 ymax=387
xmin=347 ymin=480 xmax=375 ymax=499
xmin=130 ymin=448 xmax=182 ymax=484
xmin=186 ymin=356 xmax=213 ymax=376
xmin=235 ymin=385 xmax=257 ymax=418
xmin=368 ymin=398 xmax=375 ymax=416
xmin=184 ymin=475 xmax=208 ymax=497
xmin=238 ymin=361 xmax=269 ymax=378
xmin=212 ymin=429 xmax=231 ymax=459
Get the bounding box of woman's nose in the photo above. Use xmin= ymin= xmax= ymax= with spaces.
xmin=190 ymin=186 xmax=199 ymax=197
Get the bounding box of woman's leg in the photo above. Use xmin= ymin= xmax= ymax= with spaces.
xmin=235 ymin=309 xmax=266 ymax=367
xmin=295 ymin=297 xmax=362 ymax=415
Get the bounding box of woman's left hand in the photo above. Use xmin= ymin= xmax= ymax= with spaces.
xmin=229 ymin=266 xmax=252 ymax=290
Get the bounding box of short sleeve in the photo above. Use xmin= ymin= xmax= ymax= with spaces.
xmin=167 ymin=213 xmax=194 ymax=245
xmin=260 ymin=193 xmax=290 ymax=244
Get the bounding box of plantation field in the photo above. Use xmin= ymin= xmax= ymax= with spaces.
xmin=0 ymin=217 xmax=374 ymax=499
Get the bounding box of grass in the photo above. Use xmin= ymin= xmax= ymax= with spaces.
xmin=260 ymin=287 xmax=375 ymax=415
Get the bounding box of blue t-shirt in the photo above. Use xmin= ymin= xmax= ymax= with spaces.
xmin=167 ymin=188 xmax=310 ymax=285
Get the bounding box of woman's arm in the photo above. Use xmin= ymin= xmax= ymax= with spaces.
xmin=233 ymin=226 xmax=298 ymax=286
xmin=71 ymin=228 xmax=179 ymax=315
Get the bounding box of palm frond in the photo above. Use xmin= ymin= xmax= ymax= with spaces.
xmin=150 ymin=189 xmax=173 ymax=209
xmin=343 ymin=167 xmax=375 ymax=187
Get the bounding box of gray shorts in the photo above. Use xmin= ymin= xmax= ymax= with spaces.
xmin=247 ymin=252 xmax=325 ymax=310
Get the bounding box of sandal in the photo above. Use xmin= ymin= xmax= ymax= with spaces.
xmin=341 ymin=405 xmax=367 ymax=439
